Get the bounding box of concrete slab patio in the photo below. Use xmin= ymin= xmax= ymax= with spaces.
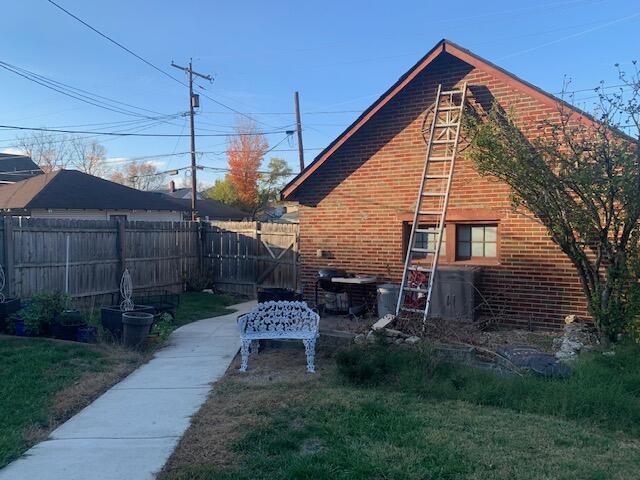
xmin=0 ymin=300 xmax=256 ymax=480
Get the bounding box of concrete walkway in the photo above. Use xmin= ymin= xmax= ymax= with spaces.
xmin=0 ymin=300 xmax=256 ymax=480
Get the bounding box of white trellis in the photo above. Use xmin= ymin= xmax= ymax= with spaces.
xmin=119 ymin=268 xmax=134 ymax=311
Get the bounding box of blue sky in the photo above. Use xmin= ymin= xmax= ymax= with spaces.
xmin=0 ymin=0 xmax=638 ymax=187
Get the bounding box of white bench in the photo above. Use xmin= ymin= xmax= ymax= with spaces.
xmin=237 ymin=301 xmax=320 ymax=373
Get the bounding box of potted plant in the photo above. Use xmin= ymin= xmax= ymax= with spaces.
xmin=18 ymin=292 xmax=69 ymax=337
xmin=52 ymin=309 xmax=86 ymax=341
xmin=147 ymin=313 xmax=175 ymax=345
xmin=8 ymin=312 xmax=25 ymax=336
xmin=0 ymin=263 xmax=20 ymax=333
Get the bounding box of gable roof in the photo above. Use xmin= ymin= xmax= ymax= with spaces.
xmin=0 ymin=169 xmax=183 ymax=211
xmin=281 ymin=39 xmax=601 ymax=199
xmin=0 ymin=154 xmax=42 ymax=183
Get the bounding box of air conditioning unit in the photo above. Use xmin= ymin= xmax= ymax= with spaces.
xmin=430 ymin=266 xmax=481 ymax=322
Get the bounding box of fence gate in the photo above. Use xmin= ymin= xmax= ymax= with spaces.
xmin=203 ymin=221 xmax=299 ymax=297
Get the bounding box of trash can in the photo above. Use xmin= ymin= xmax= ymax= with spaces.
xmin=377 ymin=284 xmax=400 ymax=317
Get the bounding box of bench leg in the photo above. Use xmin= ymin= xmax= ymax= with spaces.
xmin=239 ymin=339 xmax=251 ymax=372
xmin=303 ymin=338 xmax=316 ymax=373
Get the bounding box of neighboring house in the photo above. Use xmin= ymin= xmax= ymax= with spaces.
xmin=0 ymin=153 xmax=43 ymax=184
xmin=282 ymin=39 xmax=599 ymax=330
xmin=153 ymin=180 xmax=248 ymax=220
xmin=258 ymin=201 xmax=299 ymax=224
xmin=0 ymin=169 xmax=184 ymax=221
xmin=152 ymin=180 xmax=203 ymax=200
xmin=168 ymin=197 xmax=248 ymax=221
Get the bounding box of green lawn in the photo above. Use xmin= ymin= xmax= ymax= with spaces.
xmin=162 ymin=343 xmax=640 ymax=480
xmin=0 ymin=292 xmax=236 ymax=468
xmin=0 ymin=337 xmax=142 ymax=467
xmin=174 ymin=292 xmax=236 ymax=327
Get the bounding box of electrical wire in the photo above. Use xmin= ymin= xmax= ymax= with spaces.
xmin=0 ymin=124 xmax=294 ymax=138
xmin=0 ymin=61 xmax=179 ymax=124
xmin=47 ymin=0 xmax=276 ymax=129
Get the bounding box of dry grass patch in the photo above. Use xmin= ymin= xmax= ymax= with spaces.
xmin=161 ymin=349 xmax=330 ymax=476
xmin=160 ymin=343 xmax=640 ymax=480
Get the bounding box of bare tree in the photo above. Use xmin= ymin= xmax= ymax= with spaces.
xmin=109 ymin=161 xmax=166 ymax=191
xmin=15 ymin=132 xmax=108 ymax=176
xmin=16 ymin=132 xmax=73 ymax=172
xmin=70 ymin=138 xmax=107 ymax=176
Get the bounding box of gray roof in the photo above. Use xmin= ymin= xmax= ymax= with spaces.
xmin=0 ymin=170 xmax=183 ymax=211
xmin=167 ymin=197 xmax=248 ymax=221
xmin=0 ymin=154 xmax=42 ymax=183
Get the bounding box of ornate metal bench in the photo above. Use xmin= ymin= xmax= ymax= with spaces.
xmin=237 ymin=301 xmax=320 ymax=373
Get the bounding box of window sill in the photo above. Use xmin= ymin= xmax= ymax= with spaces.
xmin=443 ymin=258 xmax=500 ymax=267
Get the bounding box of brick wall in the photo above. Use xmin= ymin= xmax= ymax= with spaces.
xmin=291 ymin=53 xmax=589 ymax=330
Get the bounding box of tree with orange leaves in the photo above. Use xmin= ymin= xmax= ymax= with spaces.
xmin=227 ymin=120 xmax=268 ymax=211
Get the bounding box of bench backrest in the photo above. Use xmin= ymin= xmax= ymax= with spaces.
xmin=239 ymin=301 xmax=319 ymax=334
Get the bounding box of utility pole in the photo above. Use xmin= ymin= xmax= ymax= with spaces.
xmin=171 ymin=59 xmax=212 ymax=220
xmin=294 ymin=91 xmax=304 ymax=172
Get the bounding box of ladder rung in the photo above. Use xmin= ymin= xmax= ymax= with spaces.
xmin=414 ymin=228 xmax=439 ymax=234
xmin=408 ymin=265 xmax=432 ymax=272
xmin=441 ymin=89 xmax=464 ymax=95
xmin=422 ymin=191 xmax=445 ymax=197
xmin=418 ymin=210 xmax=442 ymax=216
xmin=411 ymin=247 xmax=436 ymax=254
xmin=425 ymin=174 xmax=448 ymax=179
xmin=400 ymin=307 xmax=425 ymax=314
xmin=432 ymin=139 xmax=456 ymax=144
xmin=435 ymin=122 xmax=459 ymax=128
xmin=404 ymin=286 xmax=429 ymax=293
xmin=437 ymin=105 xmax=463 ymax=111
xmin=428 ymin=156 xmax=453 ymax=162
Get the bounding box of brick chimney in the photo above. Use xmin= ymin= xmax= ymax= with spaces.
xmin=169 ymin=180 xmax=176 ymax=193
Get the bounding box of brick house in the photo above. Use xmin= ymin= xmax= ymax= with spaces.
xmin=281 ymin=39 xmax=599 ymax=330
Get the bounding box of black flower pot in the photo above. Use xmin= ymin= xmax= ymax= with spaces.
xmin=0 ymin=298 xmax=21 ymax=333
xmin=76 ymin=325 xmax=97 ymax=343
xmin=101 ymin=305 xmax=155 ymax=338
xmin=52 ymin=310 xmax=85 ymax=341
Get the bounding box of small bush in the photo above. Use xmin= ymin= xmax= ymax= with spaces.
xmin=151 ymin=313 xmax=176 ymax=340
xmin=19 ymin=292 xmax=69 ymax=336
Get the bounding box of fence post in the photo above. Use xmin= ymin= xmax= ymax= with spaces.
xmin=253 ymin=221 xmax=260 ymax=298
xmin=3 ymin=217 xmax=14 ymax=297
xmin=197 ymin=220 xmax=206 ymax=276
xmin=116 ymin=219 xmax=127 ymax=273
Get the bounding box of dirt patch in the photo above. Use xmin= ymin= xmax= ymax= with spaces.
xmin=160 ymin=348 xmax=332 ymax=476
xmin=319 ymin=314 xmax=374 ymax=334
xmin=394 ymin=315 xmax=560 ymax=354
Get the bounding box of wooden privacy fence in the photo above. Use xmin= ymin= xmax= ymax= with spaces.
xmin=0 ymin=217 xmax=199 ymax=307
xmin=0 ymin=217 xmax=298 ymax=305
xmin=203 ymin=221 xmax=299 ymax=297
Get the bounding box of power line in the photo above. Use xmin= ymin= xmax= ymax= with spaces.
xmin=47 ymin=0 xmax=275 ymax=129
xmin=47 ymin=0 xmax=186 ymax=88
xmin=0 ymin=60 xmax=180 ymax=124
xmin=0 ymin=124 xmax=294 ymax=138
